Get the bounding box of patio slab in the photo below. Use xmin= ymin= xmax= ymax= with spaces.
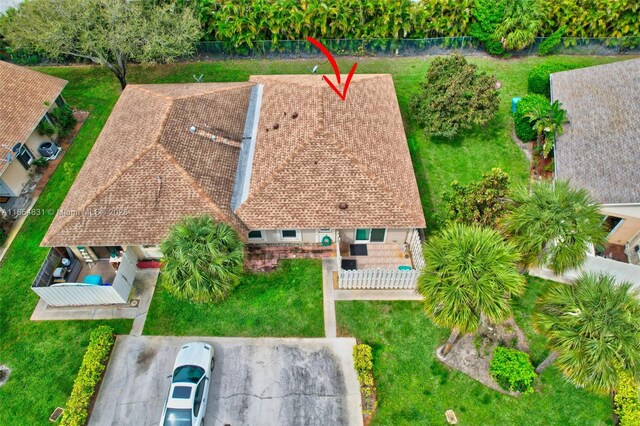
xmin=30 ymin=269 xmax=158 ymax=322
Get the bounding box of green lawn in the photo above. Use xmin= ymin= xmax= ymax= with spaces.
xmin=144 ymin=259 xmax=324 ymax=337
xmin=0 ymin=54 xmax=627 ymax=423
xmin=336 ymin=276 xmax=612 ymax=426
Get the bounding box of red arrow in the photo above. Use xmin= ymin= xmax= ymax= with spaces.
xmin=307 ymin=36 xmax=358 ymax=101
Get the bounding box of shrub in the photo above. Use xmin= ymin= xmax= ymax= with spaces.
xmin=538 ymin=25 xmax=566 ymax=55
xmin=514 ymin=94 xmax=549 ymax=141
xmin=60 ymin=326 xmax=115 ymax=426
xmin=36 ymin=119 xmax=56 ymax=137
xmin=33 ymin=157 xmax=49 ymax=169
xmin=409 ymin=52 xmax=499 ymax=139
xmin=527 ymin=63 xmax=572 ymax=97
xmin=161 ymin=215 xmax=244 ymax=303
xmin=0 ymin=229 xmax=6 ymax=246
xmin=490 ymin=347 xmax=536 ymax=393
xmin=353 ymin=344 xmax=376 ymax=416
xmin=442 ymin=167 xmax=511 ymax=228
xmin=615 ymin=368 xmax=640 ymax=426
xmin=470 ymin=0 xmax=506 ymax=56
xmin=50 ymin=104 xmax=77 ymax=138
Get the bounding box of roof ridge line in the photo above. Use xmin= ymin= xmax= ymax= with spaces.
xmin=155 ymin=144 xmax=248 ymax=241
xmin=172 ymin=82 xmax=255 ymax=100
xmin=43 ymin=93 xmax=177 ymax=244
xmin=237 ymin=86 xmax=324 ymax=211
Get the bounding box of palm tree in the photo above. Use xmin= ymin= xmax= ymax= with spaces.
xmin=494 ymin=0 xmax=543 ymax=51
xmin=161 ymin=215 xmax=245 ymax=303
xmin=418 ymin=223 xmax=526 ymax=356
xmin=502 ymin=180 xmax=606 ymax=274
xmin=533 ymin=273 xmax=640 ymax=394
xmin=526 ymin=100 xmax=568 ymax=158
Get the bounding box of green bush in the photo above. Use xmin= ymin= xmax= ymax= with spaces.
xmin=514 ymin=94 xmax=549 ymax=141
xmin=353 ymin=344 xmax=376 ymax=416
xmin=538 ymin=25 xmax=566 ymax=55
xmin=442 ymin=167 xmax=511 ymax=228
xmin=527 ymin=63 xmax=574 ymax=97
xmin=615 ymin=368 xmax=640 ymax=426
xmin=60 ymin=326 xmax=115 ymax=426
xmin=0 ymin=228 xmax=7 ymax=246
xmin=470 ymin=0 xmax=506 ymax=56
xmin=50 ymin=104 xmax=77 ymax=138
xmin=36 ymin=119 xmax=56 ymax=137
xmin=410 ymin=52 xmax=499 ymax=139
xmin=490 ymin=347 xmax=536 ymax=393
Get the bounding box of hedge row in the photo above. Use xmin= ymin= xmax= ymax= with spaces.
xmin=60 ymin=326 xmax=115 ymax=426
xmin=353 ymin=344 xmax=376 ymax=416
xmin=195 ymin=0 xmax=639 ymax=47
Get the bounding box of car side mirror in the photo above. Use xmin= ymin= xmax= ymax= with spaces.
xmin=167 ymin=374 xmax=172 ymax=379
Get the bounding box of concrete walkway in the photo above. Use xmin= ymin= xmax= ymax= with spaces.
xmin=333 ymin=289 xmax=423 ymax=301
xmin=322 ymin=258 xmax=337 ymax=338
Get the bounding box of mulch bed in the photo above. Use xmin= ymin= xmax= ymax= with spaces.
xmin=436 ymin=318 xmax=529 ymax=397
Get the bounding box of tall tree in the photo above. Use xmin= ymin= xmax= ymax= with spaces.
xmin=2 ymin=0 xmax=201 ymax=89
xmin=418 ymin=223 xmax=525 ymax=356
xmin=409 ymin=52 xmax=499 ymax=139
xmin=533 ymin=273 xmax=640 ymax=395
xmin=502 ymin=180 xmax=606 ymax=274
xmin=161 ymin=215 xmax=244 ymax=303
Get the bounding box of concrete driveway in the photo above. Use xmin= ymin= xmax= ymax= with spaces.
xmin=89 ymin=336 xmax=363 ymax=426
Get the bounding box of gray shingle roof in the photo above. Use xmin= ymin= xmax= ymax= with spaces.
xmin=551 ymin=58 xmax=640 ymax=204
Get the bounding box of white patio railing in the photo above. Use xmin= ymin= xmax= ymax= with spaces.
xmin=338 ymin=268 xmax=420 ymax=289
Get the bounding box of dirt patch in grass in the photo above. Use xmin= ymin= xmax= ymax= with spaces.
xmin=436 ymin=318 xmax=529 ymax=396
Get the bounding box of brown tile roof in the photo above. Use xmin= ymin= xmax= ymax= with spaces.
xmin=42 ymin=83 xmax=253 ymax=246
xmin=551 ymin=58 xmax=640 ymax=204
xmin=43 ymin=75 xmax=425 ymax=247
xmin=237 ymin=74 xmax=425 ymax=229
xmin=0 ymin=61 xmax=67 ymax=157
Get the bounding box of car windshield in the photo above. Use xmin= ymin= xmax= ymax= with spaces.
xmin=172 ymin=365 xmax=204 ymax=384
xmin=163 ymin=408 xmax=191 ymax=426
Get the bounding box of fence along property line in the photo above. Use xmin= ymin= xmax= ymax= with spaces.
xmin=408 ymin=229 xmax=425 ymax=271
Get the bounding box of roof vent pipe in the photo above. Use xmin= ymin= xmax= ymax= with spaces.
xmin=339 ymin=203 xmax=348 ymax=210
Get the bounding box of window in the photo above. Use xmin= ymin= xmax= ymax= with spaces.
xmin=54 ymin=95 xmax=65 ymax=107
xmin=16 ymin=146 xmax=34 ymax=170
xmin=370 ymin=228 xmax=386 ymax=243
xmin=163 ymin=408 xmax=191 ymax=426
xmin=355 ymin=228 xmax=386 ymax=242
xmin=281 ymin=229 xmax=298 ymax=239
xmin=319 ymin=228 xmax=332 ymax=233
xmin=193 ymin=379 xmax=206 ymax=417
xmin=355 ymin=229 xmax=370 ymax=241
xmin=248 ymin=230 xmax=263 ymax=240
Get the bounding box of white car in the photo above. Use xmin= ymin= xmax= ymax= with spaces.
xmin=160 ymin=342 xmax=215 ymax=426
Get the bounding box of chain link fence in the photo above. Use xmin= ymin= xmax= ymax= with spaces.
xmin=2 ymin=36 xmax=639 ymax=65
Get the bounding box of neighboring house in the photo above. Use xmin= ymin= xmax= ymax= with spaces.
xmin=34 ymin=75 xmax=426 ymax=306
xmin=551 ymin=58 xmax=640 ymax=270
xmin=0 ymin=60 xmax=67 ymax=199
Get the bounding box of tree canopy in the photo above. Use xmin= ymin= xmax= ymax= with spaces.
xmin=418 ymin=223 xmax=525 ymax=354
xmin=533 ymin=273 xmax=640 ymax=394
xmin=2 ymin=0 xmax=201 ymax=89
xmin=409 ymin=52 xmax=499 ymax=139
xmin=443 ymin=168 xmax=511 ymax=228
xmin=160 ymin=215 xmax=244 ymax=303
xmin=502 ymin=180 xmax=606 ymax=274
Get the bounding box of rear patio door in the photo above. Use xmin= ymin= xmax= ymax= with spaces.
xmin=355 ymin=228 xmax=386 ymax=243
